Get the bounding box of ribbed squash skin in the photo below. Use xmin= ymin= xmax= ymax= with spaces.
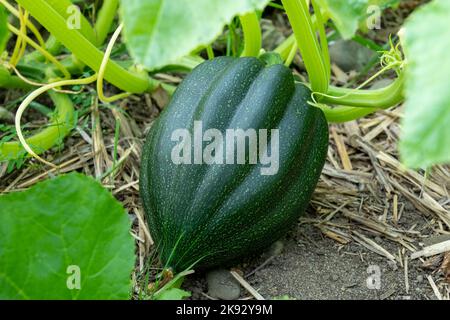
xmin=140 ymin=57 xmax=328 ymax=271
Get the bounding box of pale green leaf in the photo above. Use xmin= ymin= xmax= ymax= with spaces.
xmin=0 ymin=173 xmax=135 ymax=300
xmin=400 ymin=0 xmax=450 ymax=168
xmin=120 ymin=0 xmax=270 ymax=70
xmin=317 ymin=0 xmax=399 ymax=39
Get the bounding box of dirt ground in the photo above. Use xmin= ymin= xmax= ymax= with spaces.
xmin=186 ymin=215 xmax=442 ymax=300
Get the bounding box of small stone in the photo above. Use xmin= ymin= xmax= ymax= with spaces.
xmin=206 ymin=269 xmax=241 ymax=300
xmin=388 ymin=260 xmax=398 ymax=271
xmin=416 ymin=275 xmax=424 ymax=283
xmin=375 ymin=236 xmax=382 ymax=243
xmin=329 ymin=40 xmax=374 ymax=72
xmin=267 ymin=240 xmax=284 ymax=257
xmin=330 ymin=274 xmax=340 ymax=282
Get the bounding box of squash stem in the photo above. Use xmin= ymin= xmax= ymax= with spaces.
xmin=316 ymin=73 xmax=405 ymax=123
xmin=321 ymin=72 xmax=404 ymax=109
xmin=240 ymin=12 xmax=262 ymax=57
xmin=281 ymin=0 xmax=329 ymax=93
xmin=94 ymin=0 xmax=120 ymax=46
xmin=274 ymin=34 xmax=296 ymax=62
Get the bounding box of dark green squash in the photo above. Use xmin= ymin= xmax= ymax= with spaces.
xmin=140 ymin=57 xmax=328 ymax=271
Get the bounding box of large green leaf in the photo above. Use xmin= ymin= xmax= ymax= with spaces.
xmin=120 ymin=0 xmax=270 ymax=70
xmin=0 ymin=173 xmax=135 ymax=300
xmin=400 ymin=0 xmax=450 ymax=168
xmin=0 ymin=4 xmax=9 ymax=54
xmin=317 ymin=0 xmax=399 ymax=39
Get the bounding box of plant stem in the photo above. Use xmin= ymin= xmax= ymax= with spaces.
xmin=17 ymin=0 xmax=154 ymax=93
xmin=267 ymin=2 xmax=285 ymax=10
xmin=9 ymin=7 xmax=27 ymax=67
xmin=206 ymin=46 xmax=215 ymax=60
xmin=284 ymin=42 xmax=298 ymax=67
xmin=94 ymin=0 xmax=119 ymax=46
xmin=240 ymin=12 xmax=262 ymax=57
xmin=281 ymin=0 xmax=329 ymax=93
xmin=0 ymin=0 xmax=45 ymax=46
xmin=0 ymin=91 xmax=74 ymax=162
xmin=0 ymin=65 xmax=31 ymax=90
xmin=274 ymin=33 xmax=296 ymax=61
xmin=24 ymin=35 xmax=63 ymax=63
xmin=311 ymin=0 xmax=330 ymax=83
xmin=320 ymin=72 xmax=405 ymax=108
xmin=17 ymin=8 xmax=29 ymax=62
xmin=274 ymin=10 xmax=330 ymax=63
xmin=42 ymin=0 xmax=98 ymax=44
xmin=24 ymin=0 xmax=119 ymax=79
xmin=14 ymin=75 xmax=97 ymax=167
xmin=97 ymin=23 xmax=131 ymax=103
xmin=7 ymin=24 xmax=71 ymax=79
xmin=317 ymin=104 xmax=380 ymax=123
xmin=316 ymin=73 xmax=405 ymax=123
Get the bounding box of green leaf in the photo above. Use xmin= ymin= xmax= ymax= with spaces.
xmin=400 ymin=0 xmax=450 ymax=168
xmin=0 ymin=173 xmax=135 ymax=300
xmin=0 ymin=4 xmax=9 ymax=54
xmin=154 ymin=288 xmax=191 ymax=300
xmin=120 ymin=0 xmax=270 ymax=70
xmin=317 ymin=0 xmax=367 ymax=39
xmin=317 ymin=0 xmax=398 ymax=39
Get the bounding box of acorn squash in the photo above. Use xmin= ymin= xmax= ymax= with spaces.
xmin=140 ymin=57 xmax=328 ymax=271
